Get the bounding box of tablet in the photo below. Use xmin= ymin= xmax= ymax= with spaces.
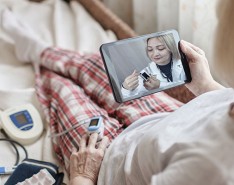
xmin=100 ymin=30 xmax=191 ymax=103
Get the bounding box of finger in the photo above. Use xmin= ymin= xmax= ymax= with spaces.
xmin=132 ymin=70 xmax=137 ymax=75
xmin=80 ymin=134 xmax=88 ymax=152
xmin=229 ymin=102 xmax=234 ymax=117
xmin=181 ymin=40 xmax=204 ymax=54
xmin=98 ymin=136 xmax=110 ymax=151
xmin=126 ymin=74 xmax=135 ymax=81
xmin=132 ymin=70 xmax=139 ymax=76
xmin=72 ymin=147 xmax=77 ymax=154
xmin=180 ymin=40 xmax=201 ymax=60
xmin=148 ymin=76 xmax=156 ymax=81
xmin=128 ymin=70 xmax=137 ymax=79
xmin=144 ymin=83 xmax=150 ymax=89
xmin=151 ymin=78 xmax=157 ymax=82
xmin=88 ymin=133 xmax=98 ymax=148
xmin=144 ymin=81 xmax=150 ymax=88
xmin=128 ymin=80 xmax=139 ymax=90
xmin=181 ymin=40 xmax=205 ymax=56
xmin=69 ymin=152 xmax=78 ymax=167
xmin=129 ymin=72 xmax=139 ymax=79
xmin=151 ymin=75 xmax=157 ymax=79
xmin=129 ymin=74 xmax=139 ymax=82
xmin=126 ymin=76 xmax=138 ymax=86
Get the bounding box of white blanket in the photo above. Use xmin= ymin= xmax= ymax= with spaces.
xmin=0 ymin=0 xmax=116 ymax=183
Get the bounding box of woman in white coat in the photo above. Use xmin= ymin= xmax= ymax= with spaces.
xmin=121 ymin=34 xmax=186 ymax=98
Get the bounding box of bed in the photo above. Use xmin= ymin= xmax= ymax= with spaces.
xmin=0 ymin=0 xmax=194 ymax=184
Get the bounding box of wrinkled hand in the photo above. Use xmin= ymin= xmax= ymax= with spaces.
xmin=70 ymin=133 xmax=109 ymax=185
xmin=180 ymin=40 xmax=224 ymax=96
xmin=122 ymin=70 xmax=139 ymax=91
xmin=144 ymin=75 xmax=160 ymax=90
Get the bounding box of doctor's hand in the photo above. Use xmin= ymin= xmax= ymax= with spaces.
xmin=70 ymin=133 xmax=109 ymax=185
xmin=122 ymin=70 xmax=140 ymax=91
xmin=180 ymin=40 xmax=224 ymax=96
xmin=144 ymin=75 xmax=160 ymax=90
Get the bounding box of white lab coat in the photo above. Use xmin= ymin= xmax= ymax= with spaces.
xmin=121 ymin=59 xmax=186 ymax=98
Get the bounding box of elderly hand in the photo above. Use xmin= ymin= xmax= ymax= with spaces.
xmin=70 ymin=133 xmax=109 ymax=185
xmin=180 ymin=40 xmax=224 ymax=96
xmin=122 ymin=70 xmax=140 ymax=91
xmin=144 ymin=75 xmax=160 ymax=90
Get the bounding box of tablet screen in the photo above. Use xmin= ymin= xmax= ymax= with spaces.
xmin=100 ymin=30 xmax=191 ymax=103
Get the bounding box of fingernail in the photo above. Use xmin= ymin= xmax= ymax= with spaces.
xmin=229 ymin=102 xmax=234 ymax=117
xmin=72 ymin=147 xmax=77 ymax=153
xmin=180 ymin=40 xmax=186 ymax=51
xmin=180 ymin=40 xmax=185 ymax=46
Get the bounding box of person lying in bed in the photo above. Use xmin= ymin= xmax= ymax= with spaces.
xmin=1 ymin=0 xmax=234 ymax=183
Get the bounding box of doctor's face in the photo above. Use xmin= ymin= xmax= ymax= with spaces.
xmin=147 ymin=37 xmax=171 ymax=65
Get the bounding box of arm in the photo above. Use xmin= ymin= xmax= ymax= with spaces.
xmin=180 ymin=40 xmax=224 ymax=96
xmin=70 ymin=176 xmax=94 ymax=185
xmin=70 ymin=133 xmax=109 ymax=185
xmin=150 ymin=153 xmax=225 ymax=185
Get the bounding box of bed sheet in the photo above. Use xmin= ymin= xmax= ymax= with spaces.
xmin=0 ymin=0 xmax=116 ymax=184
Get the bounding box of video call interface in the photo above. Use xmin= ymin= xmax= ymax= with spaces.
xmin=101 ymin=32 xmax=187 ymax=102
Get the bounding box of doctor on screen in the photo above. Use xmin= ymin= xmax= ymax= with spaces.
xmin=121 ymin=34 xmax=186 ymax=98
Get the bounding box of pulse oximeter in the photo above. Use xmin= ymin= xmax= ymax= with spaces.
xmin=87 ymin=116 xmax=104 ymax=141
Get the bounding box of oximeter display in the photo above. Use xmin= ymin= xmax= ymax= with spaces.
xmin=89 ymin=119 xmax=99 ymax=126
xmin=15 ymin=114 xmax=27 ymax=124
xmin=87 ymin=116 xmax=104 ymax=141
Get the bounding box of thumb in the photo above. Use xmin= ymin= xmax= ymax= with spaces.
xmin=132 ymin=70 xmax=139 ymax=76
xmin=180 ymin=40 xmax=200 ymax=61
xmin=133 ymin=70 xmax=138 ymax=74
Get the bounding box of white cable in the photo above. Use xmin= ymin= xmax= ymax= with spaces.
xmin=49 ymin=121 xmax=88 ymax=138
xmin=49 ymin=115 xmax=104 ymax=138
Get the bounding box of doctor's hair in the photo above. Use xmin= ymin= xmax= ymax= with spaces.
xmin=213 ymin=0 xmax=234 ymax=87
xmin=146 ymin=34 xmax=180 ymax=61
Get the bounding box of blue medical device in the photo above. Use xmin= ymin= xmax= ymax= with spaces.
xmin=87 ymin=116 xmax=104 ymax=141
xmin=0 ymin=104 xmax=43 ymax=145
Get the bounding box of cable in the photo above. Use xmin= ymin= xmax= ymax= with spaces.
xmin=0 ymin=138 xmax=28 ymax=163
xmin=0 ymin=129 xmax=19 ymax=166
xmin=49 ymin=114 xmax=105 ymax=138
xmin=0 ymin=136 xmax=28 ymax=174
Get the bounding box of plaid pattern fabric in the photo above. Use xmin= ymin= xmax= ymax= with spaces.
xmin=35 ymin=47 xmax=183 ymax=170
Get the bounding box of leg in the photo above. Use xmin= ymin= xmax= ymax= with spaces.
xmin=35 ymin=68 xmax=123 ymax=170
xmin=115 ymin=92 xmax=183 ymax=127
xmin=40 ymin=47 xmax=120 ymax=115
xmin=40 ymin=47 xmax=183 ymax=127
xmin=1 ymin=10 xmax=49 ymax=64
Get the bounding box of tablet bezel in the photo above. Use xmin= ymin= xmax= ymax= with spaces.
xmin=100 ymin=29 xmax=191 ymax=103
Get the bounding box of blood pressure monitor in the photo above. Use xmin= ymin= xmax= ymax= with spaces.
xmin=0 ymin=104 xmax=43 ymax=145
xmin=87 ymin=116 xmax=104 ymax=141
